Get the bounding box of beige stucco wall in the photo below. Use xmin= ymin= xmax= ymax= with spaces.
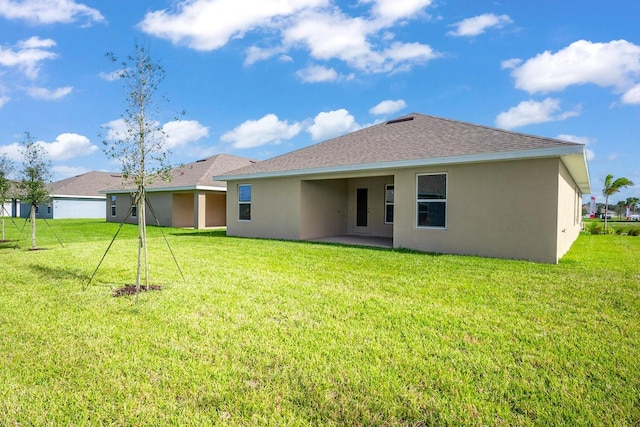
xmin=106 ymin=193 xmax=134 ymax=224
xmin=145 ymin=193 xmax=172 ymax=226
xmin=172 ymin=193 xmax=194 ymax=228
xmin=346 ymin=176 xmax=394 ymax=238
xmin=105 ymin=192 xmax=172 ymax=226
xmin=226 ymin=177 xmax=302 ymax=240
xmin=556 ymin=161 xmax=582 ymax=260
xmin=300 ymin=179 xmax=348 ymax=239
xmin=225 ymin=157 xmax=582 ymax=263
xmin=394 ymin=158 xmax=561 ymax=263
xmin=206 ymin=193 xmax=226 ymax=227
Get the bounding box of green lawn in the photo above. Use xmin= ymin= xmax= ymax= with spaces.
xmin=0 ymin=219 xmax=638 ymax=425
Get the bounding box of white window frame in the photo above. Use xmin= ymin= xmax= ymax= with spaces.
xmin=238 ymin=184 xmax=251 ymax=221
xmin=110 ymin=195 xmax=117 ymax=217
xmin=416 ymin=173 xmax=447 ymax=229
xmin=384 ymin=184 xmax=394 ymax=224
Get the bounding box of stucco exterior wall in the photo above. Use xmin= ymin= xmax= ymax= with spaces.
xmin=206 ymin=193 xmax=226 ymax=227
xmin=226 ymin=177 xmax=302 ymax=240
xmin=556 ymin=161 xmax=582 ymax=260
xmin=225 ymin=157 xmax=581 ymax=263
xmin=393 ymin=158 xmax=561 ymax=263
xmin=300 ymin=179 xmax=348 ymax=240
xmin=146 ymin=193 xmax=172 ymax=226
xmin=346 ymin=176 xmax=393 ymax=238
xmin=106 ymin=192 xmax=173 ymax=226
xmin=172 ymin=193 xmax=194 ymax=228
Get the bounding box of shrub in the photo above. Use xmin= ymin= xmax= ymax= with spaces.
xmin=585 ymin=222 xmax=603 ymax=235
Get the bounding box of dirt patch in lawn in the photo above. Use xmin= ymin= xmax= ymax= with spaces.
xmin=112 ymin=285 xmax=162 ymax=297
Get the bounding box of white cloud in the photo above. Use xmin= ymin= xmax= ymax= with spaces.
xmin=0 ymin=133 xmax=97 ymax=162
xmin=139 ymin=0 xmax=327 ymax=51
xmin=244 ymin=46 xmax=288 ymax=66
xmin=296 ymin=65 xmax=339 ymax=82
xmin=556 ymin=134 xmax=595 ymax=161
xmin=101 ymin=119 xmax=128 ymax=142
xmin=220 ymin=114 xmax=303 ymax=148
xmin=0 ymin=96 xmax=10 ymax=108
xmin=99 ymin=69 xmax=125 ymax=82
xmin=284 ymin=9 xmax=438 ymax=73
xmin=307 ymin=109 xmax=360 ymax=140
xmin=447 ymin=13 xmax=512 ymax=37
xmin=0 ymin=0 xmax=104 ymax=25
xmin=162 ymin=120 xmax=210 ymax=149
xmin=101 ymin=118 xmax=209 ymax=150
xmin=495 ymin=98 xmax=580 ymax=129
xmin=39 ymin=133 xmax=98 ymax=161
xmin=0 ymin=37 xmax=58 ymax=79
xmin=25 ymin=86 xmax=73 ymax=100
xmin=139 ymin=0 xmax=438 ymax=76
xmin=622 ymin=83 xmax=640 ymax=104
xmin=501 ymin=58 xmax=522 ymax=70
xmin=369 ymin=99 xmax=407 ymax=115
xmin=507 ymin=40 xmax=640 ymax=95
xmin=0 ymin=142 xmax=21 ymax=162
xmin=52 ymin=165 xmax=91 ymax=180
xmin=366 ymin=0 xmax=433 ymax=23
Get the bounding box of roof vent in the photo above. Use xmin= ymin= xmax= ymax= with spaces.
xmin=386 ymin=116 xmax=414 ymax=125
xmin=196 ymin=159 xmax=207 ymax=162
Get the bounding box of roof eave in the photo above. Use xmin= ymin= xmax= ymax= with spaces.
xmin=50 ymin=194 xmax=106 ymax=199
xmin=216 ymin=146 xmax=590 ymax=185
xmin=99 ymin=185 xmax=226 ymax=194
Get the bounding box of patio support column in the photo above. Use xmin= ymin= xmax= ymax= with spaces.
xmin=194 ymin=191 xmax=206 ymax=229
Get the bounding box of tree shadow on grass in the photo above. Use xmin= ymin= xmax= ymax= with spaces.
xmin=29 ymin=264 xmax=89 ymax=284
xmin=170 ymin=229 xmax=227 ymax=238
xmin=0 ymin=239 xmax=19 ymax=250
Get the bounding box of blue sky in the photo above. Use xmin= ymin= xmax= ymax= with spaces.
xmin=1 ymin=0 xmax=639 ymax=203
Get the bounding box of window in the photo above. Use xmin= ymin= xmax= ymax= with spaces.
xmin=110 ymin=195 xmax=117 ymax=217
xmin=131 ymin=194 xmax=137 ymax=218
xmin=385 ymin=184 xmax=394 ymax=224
xmin=417 ymin=173 xmax=447 ymax=228
xmin=238 ymin=184 xmax=251 ymax=221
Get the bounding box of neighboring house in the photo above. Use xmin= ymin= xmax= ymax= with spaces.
xmin=1 ymin=181 xmax=20 ymax=218
xmin=20 ymin=172 xmax=123 ymax=219
xmin=104 ymin=154 xmax=256 ymax=229
xmin=217 ymin=113 xmax=591 ymax=264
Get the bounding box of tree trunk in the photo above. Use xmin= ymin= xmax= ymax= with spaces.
xmin=142 ymin=198 xmax=149 ymax=291
xmin=1 ymin=205 xmax=5 ymax=241
xmin=30 ymin=204 xmax=36 ymax=250
xmin=135 ymin=190 xmax=144 ymax=301
xmin=604 ymin=196 xmax=609 ymax=232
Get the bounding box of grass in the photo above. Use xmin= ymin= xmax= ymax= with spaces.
xmin=0 ymin=219 xmax=638 ymax=425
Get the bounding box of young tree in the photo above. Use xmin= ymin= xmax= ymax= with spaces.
xmin=602 ymin=174 xmax=634 ymax=231
xmin=102 ymin=42 xmax=174 ymax=296
xmin=0 ymin=154 xmax=15 ymax=241
xmin=627 ymin=197 xmax=639 ymax=214
xmin=19 ymin=133 xmax=52 ymax=250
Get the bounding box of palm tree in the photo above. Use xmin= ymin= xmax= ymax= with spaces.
xmin=603 ymin=174 xmax=634 ymax=231
xmin=627 ymin=197 xmax=640 ymax=214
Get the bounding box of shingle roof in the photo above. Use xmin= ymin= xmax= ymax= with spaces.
xmin=104 ymin=153 xmax=258 ymax=193
xmin=219 ymin=113 xmax=587 ymax=180
xmin=49 ymin=171 xmax=123 ymax=198
xmin=146 ymin=153 xmax=257 ymax=190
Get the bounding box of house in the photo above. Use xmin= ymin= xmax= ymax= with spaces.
xmin=1 ymin=180 xmax=20 ymax=218
xmin=20 ymin=172 xmax=123 ymax=219
xmin=104 ymin=154 xmax=256 ymax=229
xmin=217 ymin=113 xmax=591 ymax=264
